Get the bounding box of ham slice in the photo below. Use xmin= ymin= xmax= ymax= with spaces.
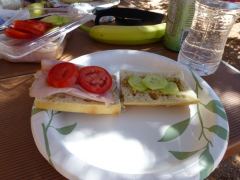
xmin=29 ymin=60 xmax=115 ymax=104
xmin=41 ymin=59 xmax=65 ymax=72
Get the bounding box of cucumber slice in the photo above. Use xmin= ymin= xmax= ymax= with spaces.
xmin=160 ymin=82 xmax=179 ymax=95
xmin=128 ymin=75 xmax=147 ymax=92
xmin=142 ymin=74 xmax=168 ymax=90
xmin=41 ymin=15 xmax=71 ymax=26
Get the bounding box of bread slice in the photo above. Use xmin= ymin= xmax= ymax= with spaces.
xmin=34 ymin=88 xmax=121 ymax=115
xmin=120 ymin=70 xmax=199 ymax=106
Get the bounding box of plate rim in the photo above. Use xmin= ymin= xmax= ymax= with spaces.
xmin=31 ymin=49 xmax=229 ymax=180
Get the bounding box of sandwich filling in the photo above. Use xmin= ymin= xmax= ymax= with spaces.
xmin=29 ymin=60 xmax=116 ymax=104
xmin=120 ymin=70 xmax=199 ymax=106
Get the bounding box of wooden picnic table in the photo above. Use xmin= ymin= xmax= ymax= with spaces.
xmin=0 ymin=22 xmax=240 ymax=179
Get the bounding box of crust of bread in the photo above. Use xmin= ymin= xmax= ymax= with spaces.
xmin=120 ymin=70 xmax=200 ymax=106
xmin=34 ymin=93 xmax=121 ymax=115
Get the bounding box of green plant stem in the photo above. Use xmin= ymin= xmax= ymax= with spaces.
xmin=42 ymin=123 xmax=53 ymax=165
xmin=42 ymin=110 xmax=56 ymax=165
xmin=197 ymin=103 xmax=211 ymax=145
xmin=46 ymin=111 xmax=54 ymax=131
xmin=196 ymin=85 xmax=213 ymax=146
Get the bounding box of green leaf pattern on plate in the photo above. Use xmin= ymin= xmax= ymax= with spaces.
xmin=203 ymin=100 xmax=227 ymax=121
xmin=56 ymin=123 xmax=77 ymax=135
xmin=32 ymin=109 xmax=77 ymax=166
xmin=208 ymin=125 xmax=228 ymax=140
xmin=199 ymin=147 xmax=214 ymax=180
xmin=158 ymin=118 xmax=190 ymax=142
xmin=169 ymin=150 xmax=199 ymax=160
xmin=158 ymin=71 xmax=228 ymax=180
xmin=191 ymin=71 xmax=203 ymax=90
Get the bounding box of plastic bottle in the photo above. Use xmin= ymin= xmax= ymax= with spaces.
xmin=177 ymin=0 xmax=240 ymax=76
xmin=164 ymin=0 xmax=196 ymax=52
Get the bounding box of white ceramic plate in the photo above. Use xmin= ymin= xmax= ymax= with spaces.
xmin=31 ymin=50 xmax=229 ymax=180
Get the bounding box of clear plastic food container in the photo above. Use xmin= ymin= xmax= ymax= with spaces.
xmin=0 ymin=8 xmax=93 ymax=63
xmin=0 ymin=34 xmax=67 ymax=63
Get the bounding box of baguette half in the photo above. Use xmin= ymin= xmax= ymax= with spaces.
xmin=120 ymin=70 xmax=199 ymax=106
xmin=34 ymin=87 xmax=121 ymax=115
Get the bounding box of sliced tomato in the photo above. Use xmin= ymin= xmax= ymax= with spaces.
xmin=13 ymin=20 xmax=52 ymax=36
xmin=4 ymin=28 xmax=34 ymax=39
xmin=47 ymin=62 xmax=79 ymax=88
xmin=78 ymin=66 xmax=112 ymax=94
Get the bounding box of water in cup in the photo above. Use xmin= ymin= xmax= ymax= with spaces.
xmin=178 ymin=0 xmax=240 ymax=76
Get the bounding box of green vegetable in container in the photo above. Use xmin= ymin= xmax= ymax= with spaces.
xmin=41 ymin=15 xmax=71 ymax=26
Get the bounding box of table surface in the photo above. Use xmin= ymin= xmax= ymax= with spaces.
xmin=0 ymin=21 xmax=240 ymax=179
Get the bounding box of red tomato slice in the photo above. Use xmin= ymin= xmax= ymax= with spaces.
xmin=78 ymin=66 xmax=112 ymax=94
xmin=47 ymin=62 xmax=79 ymax=88
xmin=4 ymin=28 xmax=34 ymax=39
xmin=13 ymin=20 xmax=52 ymax=36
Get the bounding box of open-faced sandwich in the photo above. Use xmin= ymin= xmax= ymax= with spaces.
xmin=120 ymin=70 xmax=200 ymax=106
xmin=29 ymin=60 xmax=121 ymax=114
xmin=30 ymin=60 xmax=200 ymax=115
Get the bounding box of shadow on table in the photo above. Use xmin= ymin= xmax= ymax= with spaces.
xmin=223 ymin=37 xmax=240 ymax=71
